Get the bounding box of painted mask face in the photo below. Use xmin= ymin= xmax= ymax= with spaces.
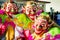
xmin=26 ymin=6 xmax=35 ymax=21
xmin=5 ymin=3 xmax=18 ymax=17
xmin=6 ymin=3 xmax=17 ymax=13
xmin=35 ymin=19 xmax=48 ymax=34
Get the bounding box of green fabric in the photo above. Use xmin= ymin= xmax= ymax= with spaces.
xmin=41 ymin=12 xmax=49 ymax=16
xmin=48 ymin=27 xmax=60 ymax=36
xmin=0 ymin=15 xmax=7 ymax=23
xmin=15 ymin=13 xmax=32 ymax=29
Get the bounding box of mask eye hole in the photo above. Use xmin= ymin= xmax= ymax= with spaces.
xmin=41 ymin=22 xmax=46 ymax=26
xmin=36 ymin=24 xmax=38 ymax=26
xmin=39 ymin=25 xmax=42 ymax=28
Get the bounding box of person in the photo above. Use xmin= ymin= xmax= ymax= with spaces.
xmin=25 ymin=3 xmax=36 ymax=21
xmin=28 ymin=12 xmax=55 ymax=40
xmin=1 ymin=1 xmax=18 ymax=18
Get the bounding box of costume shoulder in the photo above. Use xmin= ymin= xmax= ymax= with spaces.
xmin=48 ymin=27 xmax=60 ymax=36
xmin=15 ymin=13 xmax=32 ymax=29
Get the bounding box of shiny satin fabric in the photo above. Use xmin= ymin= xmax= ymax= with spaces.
xmin=6 ymin=25 xmax=14 ymax=40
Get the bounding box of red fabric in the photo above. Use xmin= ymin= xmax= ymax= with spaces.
xmin=24 ymin=30 xmax=31 ymax=40
xmin=0 ymin=23 xmax=6 ymax=36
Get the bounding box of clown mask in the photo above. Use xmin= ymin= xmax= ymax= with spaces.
xmin=4 ymin=2 xmax=18 ymax=18
xmin=6 ymin=3 xmax=17 ymax=13
xmin=25 ymin=4 xmax=36 ymax=21
xmin=34 ymin=18 xmax=48 ymax=35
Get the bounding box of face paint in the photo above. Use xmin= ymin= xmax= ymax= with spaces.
xmin=34 ymin=19 xmax=48 ymax=34
xmin=26 ymin=5 xmax=36 ymax=21
xmin=2 ymin=2 xmax=18 ymax=18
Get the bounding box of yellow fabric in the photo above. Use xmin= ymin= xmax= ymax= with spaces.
xmin=32 ymin=32 xmax=46 ymax=40
xmin=13 ymin=18 xmax=24 ymax=27
xmin=14 ymin=14 xmax=32 ymax=29
xmin=32 ymin=33 xmax=41 ymax=40
xmin=6 ymin=26 xmax=14 ymax=40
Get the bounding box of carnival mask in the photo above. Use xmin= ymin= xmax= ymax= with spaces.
xmin=26 ymin=6 xmax=36 ymax=21
xmin=34 ymin=19 xmax=48 ymax=34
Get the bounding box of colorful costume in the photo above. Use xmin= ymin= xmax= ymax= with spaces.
xmin=28 ymin=12 xmax=60 ymax=40
xmin=2 ymin=2 xmax=18 ymax=18
xmin=0 ymin=1 xmax=60 ymax=40
xmin=15 ymin=13 xmax=32 ymax=29
xmin=0 ymin=14 xmax=8 ymax=36
xmin=6 ymin=25 xmax=14 ymax=40
xmin=15 ymin=25 xmax=25 ymax=40
xmin=48 ymin=27 xmax=60 ymax=37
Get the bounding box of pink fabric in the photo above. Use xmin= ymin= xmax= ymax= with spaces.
xmin=15 ymin=26 xmax=24 ymax=40
xmin=28 ymin=35 xmax=34 ymax=40
xmin=9 ymin=21 xmax=16 ymax=28
xmin=36 ymin=10 xmax=43 ymax=16
xmin=24 ymin=30 xmax=31 ymax=40
xmin=24 ymin=30 xmax=31 ymax=38
xmin=4 ymin=21 xmax=16 ymax=29
xmin=53 ymin=34 xmax=60 ymax=40
xmin=0 ymin=10 xmax=5 ymax=15
xmin=0 ymin=23 xmax=6 ymax=36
